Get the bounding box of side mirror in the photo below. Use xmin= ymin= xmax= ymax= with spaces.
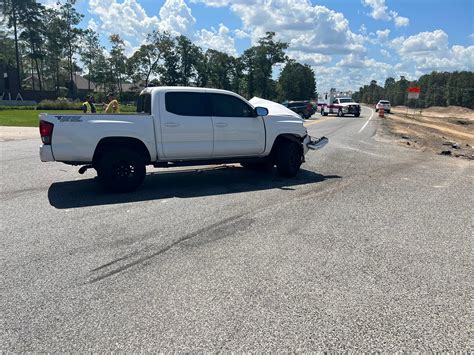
xmin=255 ymin=106 xmax=269 ymax=117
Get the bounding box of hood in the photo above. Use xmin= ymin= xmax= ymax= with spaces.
xmin=339 ymin=102 xmax=360 ymax=106
xmin=249 ymin=97 xmax=303 ymax=121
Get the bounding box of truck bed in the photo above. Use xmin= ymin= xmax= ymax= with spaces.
xmin=39 ymin=113 xmax=156 ymax=163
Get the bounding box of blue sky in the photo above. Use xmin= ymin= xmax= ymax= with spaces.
xmin=42 ymin=0 xmax=474 ymax=92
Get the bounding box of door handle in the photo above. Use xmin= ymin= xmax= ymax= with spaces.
xmin=215 ymin=122 xmax=228 ymax=128
xmin=164 ymin=122 xmax=180 ymax=127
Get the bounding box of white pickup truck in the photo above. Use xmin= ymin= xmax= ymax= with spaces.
xmin=39 ymin=87 xmax=328 ymax=192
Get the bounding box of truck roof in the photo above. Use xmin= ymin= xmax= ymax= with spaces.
xmin=140 ymin=86 xmax=239 ymax=96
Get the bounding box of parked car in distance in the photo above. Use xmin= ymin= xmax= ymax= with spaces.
xmin=375 ymin=100 xmax=391 ymax=113
xmin=282 ymin=100 xmax=316 ymax=119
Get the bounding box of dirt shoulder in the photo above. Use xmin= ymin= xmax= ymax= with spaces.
xmin=376 ymin=105 xmax=474 ymax=160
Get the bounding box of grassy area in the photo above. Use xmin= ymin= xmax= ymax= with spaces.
xmin=0 ymin=110 xmax=83 ymax=127
xmin=0 ymin=107 xmax=137 ymax=127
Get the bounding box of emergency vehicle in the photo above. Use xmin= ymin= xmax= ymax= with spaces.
xmin=320 ymin=89 xmax=361 ymax=117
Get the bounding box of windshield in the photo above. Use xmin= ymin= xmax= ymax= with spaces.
xmin=339 ymin=98 xmax=355 ymax=103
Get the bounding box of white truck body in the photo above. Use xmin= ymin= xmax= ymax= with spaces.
xmin=39 ymin=87 xmax=328 ymax=191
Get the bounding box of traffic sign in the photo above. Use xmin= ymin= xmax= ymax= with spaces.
xmin=407 ymin=86 xmax=421 ymax=99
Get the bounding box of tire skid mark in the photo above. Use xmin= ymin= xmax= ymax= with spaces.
xmin=87 ymin=213 xmax=251 ymax=284
xmin=85 ymin=176 xmax=345 ymax=284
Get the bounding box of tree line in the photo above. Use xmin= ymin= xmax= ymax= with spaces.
xmin=352 ymin=71 xmax=474 ymax=109
xmin=0 ymin=0 xmax=316 ymax=101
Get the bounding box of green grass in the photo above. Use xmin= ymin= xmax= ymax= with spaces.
xmin=0 ymin=107 xmax=138 ymax=127
xmin=0 ymin=110 xmax=83 ymax=127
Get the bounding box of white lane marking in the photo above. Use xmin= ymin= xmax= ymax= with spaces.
xmin=358 ymin=107 xmax=375 ymax=133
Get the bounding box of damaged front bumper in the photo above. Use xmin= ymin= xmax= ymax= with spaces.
xmin=303 ymin=135 xmax=329 ymax=154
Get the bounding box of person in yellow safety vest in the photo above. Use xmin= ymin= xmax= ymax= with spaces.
xmin=82 ymin=95 xmax=96 ymax=113
xmin=104 ymin=93 xmax=120 ymax=114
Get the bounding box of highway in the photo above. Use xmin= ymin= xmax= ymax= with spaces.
xmin=1 ymin=106 xmax=471 ymax=351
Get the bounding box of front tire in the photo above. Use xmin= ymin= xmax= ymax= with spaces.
xmin=97 ymin=149 xmax=146 ymax=192
xmin=276 ymin=141 xmax=303 ymax=177
xmin=337 ymin=109 xmax=344 ymax=117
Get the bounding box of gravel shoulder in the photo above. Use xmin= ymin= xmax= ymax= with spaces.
xmin=376 ymin=106 xmax=474 ymax=160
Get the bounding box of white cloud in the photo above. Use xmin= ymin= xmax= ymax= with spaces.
xmin=88 ymin=0 xmax=196 ymax=48
xmin=193 ymin=0 xmax=366 ymax=56
xmin=234 ymin=29 xmax=250 ymax=39
xmin=391 ymin=30 xmax=474 ymax=73
xmin=88 ymin=0 xmax=160 ymax=42
xmin=88 ymin=0 xmax=240 ymax=56
xmin=392 ymin=30 xmax=448 ymax=54
xmin=376 ymin=29 xmax=390 ymax=41
xmin=361 ymin=0 xmax=390 ymax=20
xmin=362 ymin=0 xmax=409 ymax=27
xmin=38 ymin=0 xmax=60 ymax=9
xmin=286 ymin=51 xmax=331 ymax=66
xmin=393 ymin=14 xmax=409 ymax=28
xmin=87 ymin=18 xmax=98 ymax=32
xmin=158 ymin=0 xmax=196 ymax=36
xmin=195 ymin=24 xmax=238 ymax=56
xmin=380 ymin=49 xmax=390 ymax=57
xmin=337 ymin=53 xmax=391 ymax=70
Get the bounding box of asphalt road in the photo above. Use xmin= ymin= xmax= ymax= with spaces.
xmin=1 ymin=106 xmax=472 ymax=351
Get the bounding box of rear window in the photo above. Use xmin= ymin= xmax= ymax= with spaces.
xmin=165 ymin=92 xmax=209 ymax=116
xmin=380 ymin=100 xmax=390 ymax=104
xmin=136 ymin=94 xmax=151 ymax=114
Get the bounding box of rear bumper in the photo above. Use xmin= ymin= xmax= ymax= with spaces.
xmin=39 ymin=144 xmax=54 ymax=162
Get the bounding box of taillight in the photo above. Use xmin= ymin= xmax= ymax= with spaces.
xmin=39 ymin=120 xmax=54 ymax=145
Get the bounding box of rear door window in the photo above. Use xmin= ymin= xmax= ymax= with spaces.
xmin=165 ymin=92 xmax=210 ymax=116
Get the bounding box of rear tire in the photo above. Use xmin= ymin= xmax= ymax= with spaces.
xmin=97 ymin=149 xmax=146 ymax=192
xmin=354 ymin=113 xmax=360 ymax=117
xmin=276 ymin=141 xmax=302 ymax=177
